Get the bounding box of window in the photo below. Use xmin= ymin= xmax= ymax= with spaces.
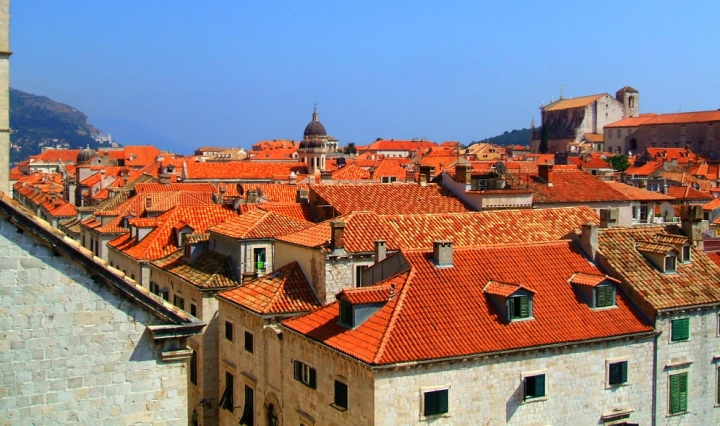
xmin=239 ymin=385 xmax=254 ymax=426
xmin=524 ymin=374 xmax=545 ymax=400
xmin=381 ymin=176 xmax=397 ymax=183
xmin=244 ymin=331 xmax=254 ymax=354
xmin=334 ymin=380 xmax=348 ymax=410
xmin=665 ymin=255 xmax=677 ymax=272
xmin=617 ymin=129 xmax=621 ymax=138
xmin=509 ymin=295 xmax=531 ymax=320
xmin=190 ymin=303 xmax=197 ymax=317
xmin=608 ymin=361 xmax=628 ymax=385
xmin=423 ymin=389 xmax=448 ymax=416
xmin=149 ymin=282 xmax=159 ymax=296
xmin=682 ymin=245 xmax=691 ymax=262
xmin=293 ymin=360 xmax=316 ymax=389
xmin=253 ymin=248 xmax=266 ymax=271
xmin=160 ymin=290 xmax=169 ymax=301
xmin=671 ymin=318 xmax=690 ymax=341
xmin=225 ymin=321 xmax=234 ymax=342
xmin=173 ymin=295 xmax=184 ymax=310
xmin=190 ymin=349 xmax=198 ymax=386
xmin=355 ymin=265 xmax=367 ymax=287
xmin=219 ymin=372 xmax=234 ymax=412
xmin=669 ymin=372 xmax=688 ymax=414
xmin=595 ymin=285 xmax=615 ymax=308
xmin=681 ymin=126 xmax=686 ymax=136
xmin=339 ymin=300 xmax=354 ymax=327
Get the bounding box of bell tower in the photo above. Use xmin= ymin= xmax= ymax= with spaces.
xmin=616 ymin=86 xmax=639 ymax=119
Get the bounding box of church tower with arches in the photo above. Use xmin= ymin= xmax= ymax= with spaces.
xmin=298 ymin=105 xmax=329 ymax=175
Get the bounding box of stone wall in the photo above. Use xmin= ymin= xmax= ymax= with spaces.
xmin=0 ymin=215 xmax=189 ymax=424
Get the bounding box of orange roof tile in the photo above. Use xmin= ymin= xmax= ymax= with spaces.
xmin=151 ymin=250 xmax=237 ymax=289
xmin=666 ymin=186 xmax=713 ymax=201
xmin=625 ymin=161 xmax=663 ymax=176
xmin=183 ymin=161 xmax=307 ymax=180
xmin=483 ymin=281 xmax=535 ymax=297
xmin=331 ymin=164 xmax=370 ymax=181
xmin=604 ymin=114 xmax=658 ymax=128
xmin=257 ymin=203 xmax=317 ymax=223
xmin=29 ymin=149 xmax=82 ymax=164
xmin=639 ymin=110 xmax=720 ymax=126
xmin=568 ymin=273 xmax=619 ymax=287
xmin=338 ymin=285 xmax=394 ymax=305
xmin=283 ymin=241 xmax=652 ymax=365
xmin=134 ymin=183 xmax=215 ymax=193
xmin=702 ymin=198 xmax=720 ymax=211
xmin=511 ymin=166 xmax=629 ymax=204
xmin=603 ymin=181 xmax=675 ymax=202
xmin=207 ymin=209 xmax=313 ymax=239
xmin=218 ymin=262 xmax=320 ymax=315
xmin=544 ymin=94 xmax=604 ymax=111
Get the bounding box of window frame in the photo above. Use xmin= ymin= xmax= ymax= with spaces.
xmin=293 ymin=360 xmax=316 ymax=389
xmin=607 ymin=360 xmax=628 ymax=386
xmin=339 ymin=300 xmax=354 ymax=328
xmin=244 ymin=331 xmax=254 ymax=354
xmin=509 ymin=295 xmax=532 ymax=321
xmin=420 ymin=385 xmax=450 ymax=418
xmin=333 ymin=380 xmax=349 ymax=411
xmin=523 ymin=373 xmax=546 ymax=400
xmin=190 ymin=348 xmax=198 ymax=386
xmin=664 ymin=255 xmax=677 ymax=273
xmin=681 ymin=244 xmax=691 ymax=263
xmin=219 ymin=371 xmax=234 ymax=412
xmin=225 ymin=321 xmax=234 ymax=342
xmin=238 ymin=384 xmax=254 ymax=426
xmin=595 ymin=285 xmax=616 ymax=308
xmin=253 ymin=247 xmax=267 ymax=271
xmin=671 ymin=318 xmax=690 ymax=342
xmin=669 ymin=372 xmax=688 ymax=415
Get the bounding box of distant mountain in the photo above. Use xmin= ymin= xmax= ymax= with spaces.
xmin=91 ymin=116 xmax=193 ymax=155
xmin=9 ymin=88 xmax=114 ymax=164
xmin=478 ymin=128 xmax=532 ymax=147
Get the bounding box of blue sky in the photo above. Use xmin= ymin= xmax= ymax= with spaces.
xmin=10 ymin=1 xmax=720 ymax=153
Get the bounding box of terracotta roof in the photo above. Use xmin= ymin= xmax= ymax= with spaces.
xmin=108 ymin=205 xmax=238 ymax=260
xmin=216 ymin=183 xmax=308 ymax=203
xmin=483 ymin=281 xmax=535 ymax=297
xmin=660 ymin=172 xmax=713 ymax=191
xmin=582 ymin=133 xmax=604 ymax=143
xmin=182 ymin=161 xmax=307 ymax=180
xmin=568 ymin=273 xmax=619 ymax=287
xmin=331 ymin=165 xmax=370 ymax=181
xmin=207 ymin=209 xmax=313 ymax=239
xmin=511 ymin=166 xmax=629 ymax=204
xmin=29 ymin=149 xmax=82 ymax=164
xmin=625 ymin=161 xmax=663 ymax=176
xmin=151 ymin=249 xmax=237 ymax=290
xmin=603 ymin=181 xmax=674 ymax=202
xmin=666 ymin=186 xmax=714 ymax=201
xmin=338 ymin=285 xmax=394 ymax=305
xmin=310 ymin=183 xmax=473 ymax=216
xmin=283 ymin=241 xmax=652 ymax=365
xmin=134 ymin=183 xmax=215 ymax=193
xmin=599 ymin=225 xmax=720 ymax=310
xmin=639 ymin=110 xmax=720 ymax=126
xmin=543 ymin=94 xmax=604 ymax=111
xmin=363 ymin=140 xmax=437 ymax=152
xmin=702 ymin=198 xmax=720 ymax=211
xmin=257 ymin=203 xmax=317 ymax=223
xmin=218 ymin=261 xmax=320 ymax=315
xmin=605 ymin=115 xmax=658 ymax=128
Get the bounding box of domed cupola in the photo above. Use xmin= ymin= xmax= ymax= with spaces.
xmin=303 ymin=105 xmax=327 ymax=138
xmin=76 ymin=145 xmax=97 ymax=165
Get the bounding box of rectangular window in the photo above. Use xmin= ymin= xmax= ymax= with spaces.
xmin=253 ymin=248 xmax=266 ymax=271
xmin=596 ymin=285 xmax=615 ymax=308
xmin=608 ymin=361 xmax=628 ymax=385
xmin=173 ymin=295 xmax=184 ymax=310
xmin=160 ymin=290 xmax=169 ymax=301
xmin=244 ymin=331 xmax=254 ymax=354
xmin=334 ymin=380 xmax=348 ymax=410
xmin=190 ymin=303 xmax=197 ymax=317
xmin=355 ymin=265 xmax=366 ymax=287
xmin=669 ymin=372 xmax=688 ymax=414
xmin=524 ymin=374 xmax=546 ymax=400
xmin=671 ymin=318 xmax=690 ymax=341
xmin=339 ymin=300 xmax=354 ymax=327
xmin=219 ymin=372 xmax=234 ymax=412
xmin=665 ymin=255 xmax=676 ymax=272
xmin=682 ymin=245 xmax=690 ymax=262
xmin=293 ymin=360 xmax=316 ymax=389
xmin=225 ymin=321 xmax=234 ymax=342
xmin=423 ymin=389 xmax=448 ymax=416
xmin=510 ymin=295 xmax=530 ymax=319
xmin=239 ymin=385 xmax=254 ymax=426
xmin=190 ymin=349 xmax=198 ymax=386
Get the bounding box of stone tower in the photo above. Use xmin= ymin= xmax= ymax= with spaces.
xmin=298 ymin=105 xmax=328 ymax=175
xmin=0 ymin=0 xmax=9 ymax=193
xmin=616 ymin=86 xmax=639 ymax=119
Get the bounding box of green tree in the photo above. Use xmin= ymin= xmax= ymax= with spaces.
xmin=344 ymin=142 xmax=357 ymax=155
xmin=606 ymin=154 xmax=630 ymax=171
xmin=539 ymin=125 xmax=549 ymax=154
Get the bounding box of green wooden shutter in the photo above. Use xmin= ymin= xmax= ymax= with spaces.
xmin=620 ymin=361 xmax=628 ymax=384
xmin=596 ymin=286 xmax=613 ymax=307
xmin=672 ymin=318 xmax=690 ymax=341
xmin=609 ymin=363 xmax=621 ymax=384
xmin=519 ymin=296 xmax=529 ymax=318
xmin=424 ymin=392 xmax=438 ymax=416
xmin=508 ymin=298 xmax=515 ymax=319
xmin=670 ymin=373 xmax=688 ymax=414
xmin=678 ymin=373 xmax=688 ymax=412
xmin=438 ymin=390 xmax=448 ymax=414
xmin=534 ymin=374 xmax=545 ymax=397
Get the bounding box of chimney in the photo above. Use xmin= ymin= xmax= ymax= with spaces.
xmin=296 ymin=188 xmax=309 ymax=204
xmin=663 ymin=181 xmax=669 ymax=195
xmin=599 ymin=208 xmax=619 ymax=228
xmin=100 ymin=170 xmax=106 ymax=189
xmin=538 ymin=164 xmax=553 ymax=185
xmin=374 ymin=240 xmax=387 ymax=263
xmin=681 ymin=205 xmax=705 ymax=249
xmin=405 ymin=169 xmax=416 ymax=183
xmin=220 ymin=186 xmax=226 ymax=203
xmin=455 ymin=161 xmax=471 ymax=184
xmin=331 ymin=220 xmax=346 ymax=251
xmin=246 ymin=190 xmax=258 ymax=204
xmin=576 ymin=223 xmax=599 ymax=261
xmin=242 ymin=271 xmax=256 ymax=284
xmin=289 ymin=171 xmax=297 ymax=186
xmin=432 ymin=240 xmax=453 ymax=268
xmin=419 ymin=165 xmax=435 ymax=184
xmin=418 ymin=174 xmax=427 ymax=187
xmin=554 ymin=151 xmax=568 ymax=165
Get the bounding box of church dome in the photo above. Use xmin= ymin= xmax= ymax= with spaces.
xmin=303 ymin=106 xmax=327 ymax=138
xmin=76 ymin=145 xmax=96 ymax=164
xmin=299 ymin=136 xmax=325 ymax=150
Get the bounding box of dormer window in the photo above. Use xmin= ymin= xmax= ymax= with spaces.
xmin=509 ymin=295 xmax=531 ymax=320
xmin=569 ymin=273 xmax=618 ymax=309
xmin=637 ymin=240 xmax=680 ymax=274
xmin=681 ymin=244 xmax=691 ymax=263
xmin=336 ymin=285 xmax=394 ymax=329
xmin=484 ymin=281 xmax=535 ymax=322
xmin=339 ymin=300 xmax=354 ymax=328
xmin=595 ymin=285 xmax=615 ymax=308
xmin=665 ymin=254 xmax=676 ymax=272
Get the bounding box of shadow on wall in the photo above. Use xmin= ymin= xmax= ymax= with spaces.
xmin=505 ymin=380 xmax=523 ymax=422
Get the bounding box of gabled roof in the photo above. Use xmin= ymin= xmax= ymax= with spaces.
xmin=666 ymin=186 xmax=714 ymax=201
xmin=257 ymin=203 xmax=318 ymax=223
xmin=310 ymin=183 xmax=473 ymax=216
xmin=625 ymin=161 xmax=663 ymax=176
xmin=283 ymin=241 xmax=652 ymax=365
xmin=218 ymin=261 xmax=320 ymax=315
xmin=134 ymin=183 xmax=216 ymax=193
xmin=151 ymin=249 xmax=237 ymax=290
xmin=568 ymin=273 xmax=619 ymax=287
xmin=331 ymin=164 xmax=370 ymax=181
xmin=207 ymin=209 xmax=313 ymax=240
xmin=29 ymin=149 xmax=82 ymax=164
xmin=339 ymin=285 xmax=394 ymax=305
xmin=543 ymin=94 xmax=605 ymax=111
xmin=182 ymin=161 xmax=307 ymax=180
xmin=511 ymin=166 xmax=629 ymax=204
xmin=599 ymin=225 xmax=720 ymax=310
xmin=604 ymin=114 xmax=657 ymax=128
xmin=603 ymin=181 xmax=674 ymax=202
xmin=638 ymin=110 xmax=720 ymax=126
xmin=702 ymin=198 xmax=720 ymax=211
xmin=483 ymin=280 xmax=535 ymax=297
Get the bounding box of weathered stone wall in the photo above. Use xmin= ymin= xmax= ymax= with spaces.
xmin=275 ymin=241 xmax=326 ymax=301
xmin=107 ymin=246 xmax=144 ymax=286
xmin=655 ymin=310 xmax=720 ymax=424
xmin=630 ymin=121 xmax=720 ymax=158
xmin=324 ymin=254 xmax=373 ymax=303
xmin=0 ymin=216 xmax=189 ymax=424
xmin=374 ymin=337 xmax=654 ymax=425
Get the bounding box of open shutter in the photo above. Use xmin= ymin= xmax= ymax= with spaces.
xmin=678 ymin=373 xmax=688 ymax=413
xmin=293 ymin=361 xmax=301 ymax=381
xmin=519 ymin=296 xmax=529 ymax=317
xmin=669 ymin=374 xmax=680 ymax=414
xmin=309 ymin=367 xmax=317 ymax=389
xmin=424 ymin=392 xmax=438 ymax=416
xmin=620 ymin=361 xmax=628 ymax=384
xmin=438 ymin=390 xmax=448 ymax=414
xmin=609 ymin=363 xmax=621 ymax=384
xmin=534 ymin=374 xmax=545 ymax=398
xmin=509 ymin=298 xmax=515 ymax=319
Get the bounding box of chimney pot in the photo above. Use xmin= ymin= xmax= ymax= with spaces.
xmin=374 ymin=240 xmax=387 ymax=263
xmin=576 ymin=223 xmax=599 ymax=261
xmin=331 ymin=220 xmax=347 ymax=251
xmin=432 ymin=240 xmax=453 ymax=267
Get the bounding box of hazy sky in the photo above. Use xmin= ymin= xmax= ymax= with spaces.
xmin=10 ymin=1 xmax=720 ymax=153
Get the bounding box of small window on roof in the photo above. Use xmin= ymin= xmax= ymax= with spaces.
xmin=595 ymin=285 xmax=615 ymax=308
xmin=681 ymin=245 xmax=691 ymax=263
xmin=339 ymin=300 xmax=354 ymax=328
xmin=509 ymin=295 xmax=531 ymax=320
xmin=665 ymin=255 xmax=677 ymax=273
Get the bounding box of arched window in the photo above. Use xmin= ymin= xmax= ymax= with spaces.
xmin=630 ymin=139 xmax=638 ymax=151
xmin=266 ymin=404 xmax=278 ymax=426
xmin=629 ymin=96 xmax=635 ymax=108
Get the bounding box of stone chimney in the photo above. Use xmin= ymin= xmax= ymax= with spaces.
xmin=538 ymin=164 xmax=553 ymax=185
xmin=599 ymin=208 xmax=619 ymax=228
xmin=432 ymin=240 xmax=453 ymax=268
xmin=575 ymin=223 xmax=599 ymax=262
xmin=219 ymin=186 xmax=226 ymax=203
xmin=246 ymin=190 xmax=258 ymax=204
xmin=455 ymin=159 xmax=471 ymax=184
xmin=405 ymin=169 xmax=416 ymax=183
xmin=418 ymin=174 xmax=427 ymax=187
xmin=374 ymin=240 xmax=387 ymax=263
xmin=242 ymin=271 xmax=256 ymax=284
xmin=331 ymin=220 xmax=346 ymax=251
xmin=554 ymin=152 xmax=569 ymax=166
xmin=419 ymin=165 xmax=435 ymax=185
xmin=296 ymin=188 xmax=309 ymax=203
xmin=681 ymin=205 xmax=705 ymax=249
xmin=289 ymin=171 xmax=297 ymax=186
xmin=100 ymin=170 xmax=106 ymax=189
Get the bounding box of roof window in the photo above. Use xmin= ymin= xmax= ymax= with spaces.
xmin=568 ymin=273 xmax=619 ymax=309
xmin=483 ymin=281 xmax=535 ymax=322
xmin=637 ymin=241 xmax=680 ymax=274
xmin=336 ymin=284 xmax=395 ymax=329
